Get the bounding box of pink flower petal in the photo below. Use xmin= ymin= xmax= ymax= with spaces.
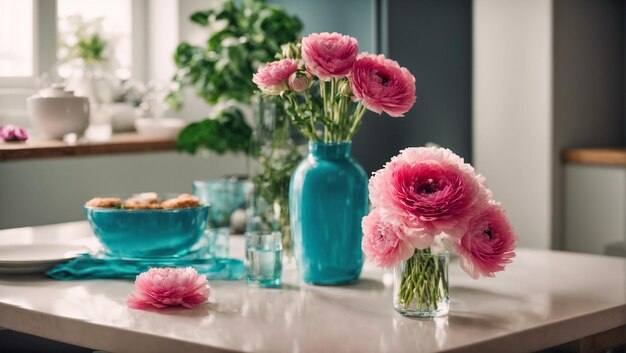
xmin=253 ymin=59 xmax=298 ymax=95
xmin=301 ymin=32 xmax=359 ymax=81
xmin=349 ymin=53 xmax=416 ymax=117
xmin=369 ymin=147 xmax=490 ymax=236
xmin=361 ymin=209 xmax=415 ymax=268
xmin=455 ymin=203 xmax=517 ymax=279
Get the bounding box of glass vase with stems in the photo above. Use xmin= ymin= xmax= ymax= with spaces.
xmin=247 ymin=96 xmax=304 ymax=262
xmin=393 ymin=249 xmax=450 ymax=318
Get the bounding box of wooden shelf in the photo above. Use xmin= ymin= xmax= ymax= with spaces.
xmin=0 ymin=133 xmax=176 ymax=162
xmin=562 ymin=148 xmax=626 ymax=167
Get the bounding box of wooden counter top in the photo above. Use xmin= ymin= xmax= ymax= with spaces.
xmin=562 ymin=148 xmax=626 ymax=167
xmin=0 ymin=133 xmax=176 ymax=162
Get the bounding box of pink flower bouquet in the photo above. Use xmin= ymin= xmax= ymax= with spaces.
xmin=252 ymin=32 xmax=416 ymax=142
xmin=363 ymin=146 xmax=516 ymax=317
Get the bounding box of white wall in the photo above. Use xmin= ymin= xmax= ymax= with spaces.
xmin=473 ymin=0 xmax=553 ymax=248
xmin=0 ymin=152 xmax=246 ymax=229
xmin=170 ymin=0 xmax=216 ymax=121
xmin=146 ymin=0 xmax=179 ymax=83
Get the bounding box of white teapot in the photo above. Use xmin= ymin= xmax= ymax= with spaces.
xmin=27 ymin=84 xmax=90 ymax=139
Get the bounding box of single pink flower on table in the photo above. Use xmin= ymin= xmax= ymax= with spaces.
xmin=0 ymin=125 xmax=28 ymax=142
xmin=455 ymin=203 xmax=517 ymax=279
xmin=252 ymin=59 xmax=298 ymax=95
xmin=349 ymin=53 xmax=416 ymax=117
xmin=127 ymin=267 xmax=210 ymax=309
xmin=369 ymin=147 xmax=490 ymax=237
xmin=301 ymin=32 xmax=359 ymax=81
xmin=362 ymin=209 xmax=414 ymax=268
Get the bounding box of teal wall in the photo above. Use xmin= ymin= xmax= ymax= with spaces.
xmin=386 ymin=0 xmax=473 ymax=164
xmin=270 ymin=0 xmax=377 ymax=53
xmin=270 ymin=0 xmax=473 ymax=172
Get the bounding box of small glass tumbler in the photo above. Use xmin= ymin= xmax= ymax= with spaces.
xmin=245 ymin=231 xmax=282 ymax=288
xmin=201 ymin=227 xmax=230 ymax=258
xmin=193 ymin=178 xmax=251 ymax=232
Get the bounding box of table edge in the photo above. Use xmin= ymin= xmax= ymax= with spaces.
xmin=441 ymin=304 xmax=626 ymax=353
xmin=2 ymin=297 xmax=625 ymax=353
xmin=0 ymin=301 xmax=236 ymax=353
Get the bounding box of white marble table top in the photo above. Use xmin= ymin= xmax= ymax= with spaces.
xmin=0 ymin=222 xmax=625 ymax=353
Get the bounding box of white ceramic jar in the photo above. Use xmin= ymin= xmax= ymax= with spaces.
xmin=27 ymin=84 xmax=90 ymax=139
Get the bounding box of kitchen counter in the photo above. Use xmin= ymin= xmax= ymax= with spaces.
xmin=0 ymin=222 xmax=625 ymax=353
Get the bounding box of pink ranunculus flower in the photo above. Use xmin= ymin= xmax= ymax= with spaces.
xmin=127 ymin=267 xmax=211 ymax=309
xmin=301 ymin=32 xmax=359 ymax=81
xmin=455 ymin=203 xmax=517 ymax=279
xmin=369 ymin=147 xmax=490 ymax=237
xmin=349 ymin=53 xmax=416 ymax=117
xmin=0 ymin=125 xmax=28 ymax=142
xmin=252 ymin=58 xmax=298 ymax=95
xmin=362 ymin=209 xmax=415 ymax=268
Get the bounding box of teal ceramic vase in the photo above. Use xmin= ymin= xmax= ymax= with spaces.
xmin=289 ymin=142 xmax=368 ymax=285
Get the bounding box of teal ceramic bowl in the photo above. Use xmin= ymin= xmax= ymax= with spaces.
xmin=84 ymin=205 xmax=209 ymax=258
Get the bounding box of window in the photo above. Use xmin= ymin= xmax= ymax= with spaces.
xmin=0 ymin=0 xmax=34 ymax=77
xmin=57 ymin=0 xmax=133 ymax=80
xmin=0 ymin=0 xmax=135 ymax=86
xmin=0 ymin=0 xmax=140 ymax=121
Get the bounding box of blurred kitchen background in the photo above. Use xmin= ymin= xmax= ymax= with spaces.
xmin=0 ymin=0 xmax=625 ymax=257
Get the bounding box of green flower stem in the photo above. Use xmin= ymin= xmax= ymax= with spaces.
xmin=304 ymin=92 xmax=317 ymax=138
xmin=285 ymin=77 xmax=368 ymax=142
xmin=286 ymin=94 xmax=316 ymax=141
xmin=347 ymin=103 xmax=367 ymax=140
xmin=397 ymin=249 xmax=447 ymax=312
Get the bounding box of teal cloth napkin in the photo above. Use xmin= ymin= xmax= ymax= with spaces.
xmin=47 ymin=254 xmax=244 ymax=280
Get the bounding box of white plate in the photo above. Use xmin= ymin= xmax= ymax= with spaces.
xmin=0 ymin=244 xmax=87 ymax=274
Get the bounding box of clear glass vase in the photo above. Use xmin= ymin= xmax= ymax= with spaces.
xmin=248 ymin=96 xmax=304 ymax=262
xmin=393 ymin=250 xmax=449 ymax=318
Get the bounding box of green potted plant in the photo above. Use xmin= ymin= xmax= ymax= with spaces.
xmin=58 ymin=15 xmax=118 ymax=108
xmin=169 ymin=0 xmax=304 ymax=253
xmin=167 ymin=0 xmax=302 ymax=145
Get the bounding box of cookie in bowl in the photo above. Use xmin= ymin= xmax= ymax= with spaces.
xmin=123 ymin=193 xmax=163 ymax=210
xmin=86 ymin=197 xmax=121 ymax=209
xmin=161 ymin=193 xmax=201 ymax=209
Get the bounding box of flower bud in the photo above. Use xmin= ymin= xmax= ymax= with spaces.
xmin=339 ymin=80 xmax=352 ymax=96
xmin=281 ymin=42 xmax=301 ymax=60
xmin=288 ymin=72 xmax=310 ymax=92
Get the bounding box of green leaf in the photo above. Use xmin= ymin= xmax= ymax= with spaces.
xmin=169 ymin=0 xmax=301 ymax=108
xmin=176 ymin=107 xmax=253 ymax=155
xmin=190 ymin=10 xmax=212 ymax=26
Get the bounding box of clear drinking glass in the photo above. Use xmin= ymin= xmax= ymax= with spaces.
xmin=193 ymin=178 xmax=251 ymax=233
xmin=245 ymin=231 xmax=282 ymax=288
